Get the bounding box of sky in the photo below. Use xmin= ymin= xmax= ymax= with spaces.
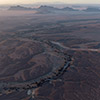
xmin=0 ymin=0 xmax=99 ymax=5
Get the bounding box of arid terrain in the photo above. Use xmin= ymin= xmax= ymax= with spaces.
xmin=0 ymin=7 xmax=100 ymax=100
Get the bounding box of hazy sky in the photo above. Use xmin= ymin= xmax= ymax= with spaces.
xmin=0 ymin=0 xmax=99 ymax=5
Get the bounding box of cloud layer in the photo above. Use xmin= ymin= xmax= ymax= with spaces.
xmin=0 ymin=0 xmax=99 ymax=4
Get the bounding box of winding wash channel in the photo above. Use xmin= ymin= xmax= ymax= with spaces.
xmin=0 ymin=40 xmax=73 ymax=95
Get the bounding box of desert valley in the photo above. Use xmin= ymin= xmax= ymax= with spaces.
xmin=0 ymin=5 xmax=100 ymax=100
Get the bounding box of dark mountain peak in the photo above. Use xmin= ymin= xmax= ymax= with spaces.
xmin=38 ymin=5 xmax=59 ymax=10
xmin=62 ymin=7 xmax=78 ymax=11
xmin=36 ymin=5 xmax=60 ymax=14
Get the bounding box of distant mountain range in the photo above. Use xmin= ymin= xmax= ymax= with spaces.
xmin=84 ymin=7 xmax=100 ymax=12
xmin=9 ymin=5 xmax=34 ymax=11
xmin=8 ymin=5 xmax=100 ymax=13
xmin=8 ymin=5 xmax=78 ymax=12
